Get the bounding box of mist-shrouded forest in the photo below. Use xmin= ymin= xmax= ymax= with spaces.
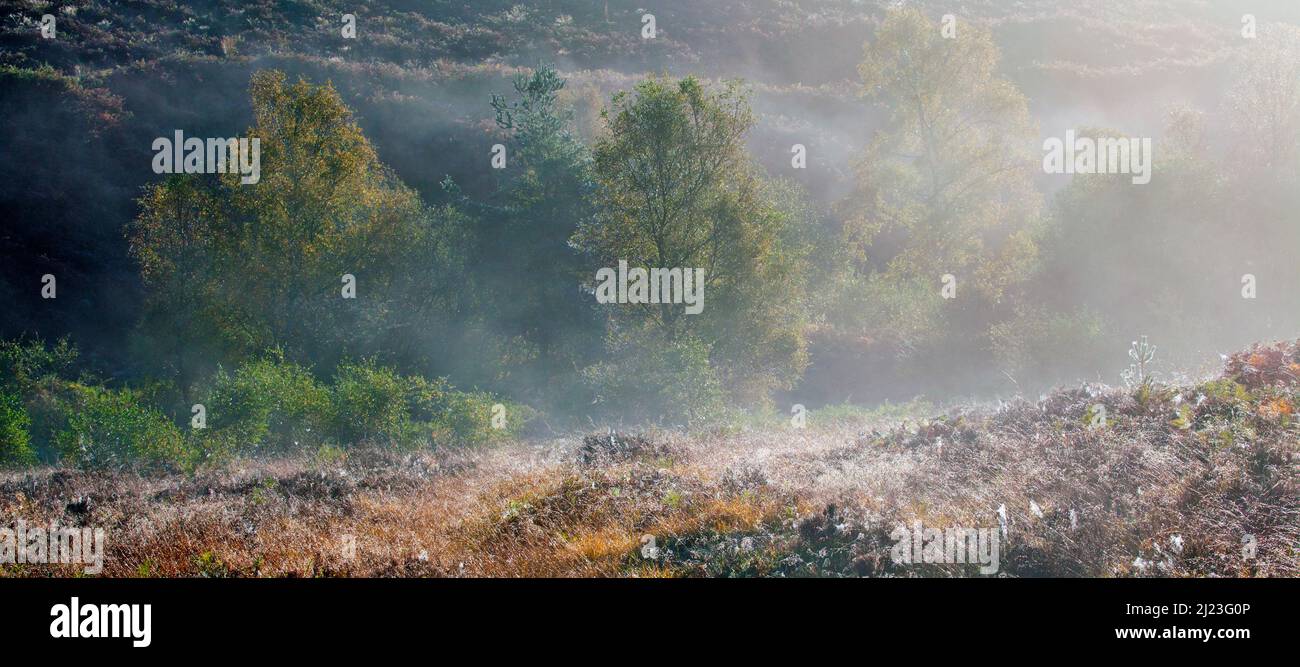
xmin=0 ymin=1 xmax=1297 ymax=579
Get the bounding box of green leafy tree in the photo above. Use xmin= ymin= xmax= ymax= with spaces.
xmin=474 ymin=65 xmax=602 ymax=406
xmin=842 ymin=8 xmax=1042 ymax=340
xmin=574 ymin=76 xmax=810 ymax=406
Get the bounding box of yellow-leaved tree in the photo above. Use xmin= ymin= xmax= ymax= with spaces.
xmin=129 ymin=70 xmax=466 ymax=396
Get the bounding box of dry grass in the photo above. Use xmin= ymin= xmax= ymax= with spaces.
xmin=3 ymin=343 xmax=1298 ymax=578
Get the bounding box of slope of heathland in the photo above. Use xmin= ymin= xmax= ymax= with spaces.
xmin=3 ymin=340 xmax=1294 ymax=578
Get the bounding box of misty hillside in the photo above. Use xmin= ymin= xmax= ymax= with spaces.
xmin=1 ymin=0 xmax=1299 ymax=581
xmin=5 ymin=2 xmax=1299 ymax=396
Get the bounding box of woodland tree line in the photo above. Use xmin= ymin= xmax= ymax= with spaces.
xmin=2 ymin=9 xmax=1298 ymax=468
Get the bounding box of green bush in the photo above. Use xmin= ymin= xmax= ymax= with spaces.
xmin=329 ymin=360 xmax=414 ymax=448
xmin=407 ymin=375 xmax=531 ymax=446
xmin=205 ymin=353 xmax=331 ymax=455
xmin=0 ymin=337 xmax=78 ymax=394
xmin=0 ymin=338 xmax=82 ymax=463
xmin=327 ymin=363 xmax=528 ymax=450
xmin=0 ymin=388 xmax=35 ymax=466
xmin=582 ymin=331 xmax=725 ymax=426
xmin=19 ymin=376 xmax=75 ymax=462
xmin=54 ymin=385 xmax=190 ymax=470
xmin=0 ymin=336 xmax=531 ymax=466
xmin=436 ymin=389 xmax=510 ymax=445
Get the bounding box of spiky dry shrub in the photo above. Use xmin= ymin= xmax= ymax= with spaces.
xmin=754 ymin=340 xmax=1300 ymax=577
xmin=1224 ymin=340 xmax=1300 ymax=390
